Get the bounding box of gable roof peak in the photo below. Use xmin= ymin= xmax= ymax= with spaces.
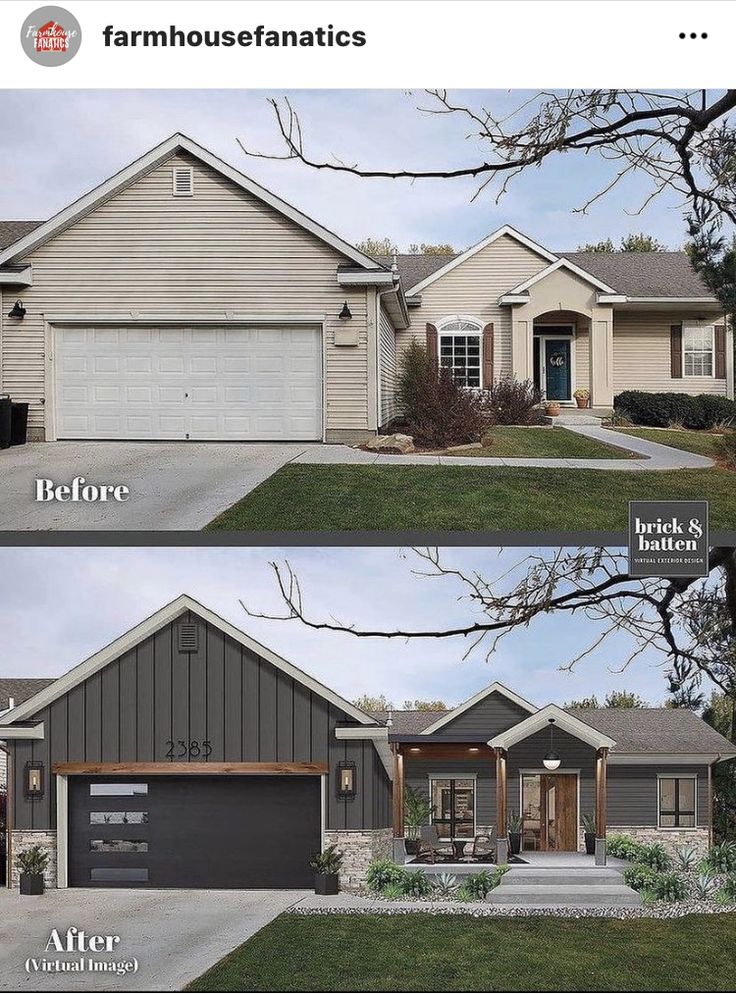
xmin=420 ymin=680 xmax=537 ymax=735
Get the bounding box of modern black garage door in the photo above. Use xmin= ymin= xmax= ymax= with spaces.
xmin=69 ymin=776 xmax=321 ymax=888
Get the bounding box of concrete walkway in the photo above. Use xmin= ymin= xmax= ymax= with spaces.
xmin=0 ymin=887 xmax=306 ymax=991
xmin=294 ymin=426 xmax=714 ymax=472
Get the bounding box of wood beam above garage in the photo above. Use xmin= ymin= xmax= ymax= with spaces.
xmin=52 ymin=762 xmax=328 ymax=776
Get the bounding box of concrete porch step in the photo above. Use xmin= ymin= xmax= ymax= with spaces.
xmin=548 ymin=413 xmax=604 ymax=426
xmin=488 ymin=884 xmax=641 ymax=907
xmin=505 ymin=870 xmax=624 ymax=887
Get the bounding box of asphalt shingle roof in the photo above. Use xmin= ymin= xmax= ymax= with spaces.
xmin=0 ymin=221 xmax=43 ymax=251
xmin=369 ymin=709 xmax=447 ymax=733
xmin=567 ymin=707 xmax=736 ymax=755
xmin=559 ymin=251 xmax=713 ymax=298
xmin=0 ymin=678 xmax=55 ymax=712
xmin=375 ymin=254 xmax=458 ymax=292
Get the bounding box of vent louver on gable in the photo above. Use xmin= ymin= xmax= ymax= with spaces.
xmin=172 ymin=166 xmax=194 ymax=197
xmin=177 ymin=622 xmax=198 ymax=653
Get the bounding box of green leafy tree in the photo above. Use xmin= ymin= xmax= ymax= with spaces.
xmin=402 ymin=699 xmax=449 ymax=711
xmin=355 ymin=236 xmax=397 ymax=257
xmin=564 ymin=695 xmax=600 ymax=708
xmin=353 ymin=693 xmax=394 ymax=712
xmin=603 ymin=690 xmax=648 ymax=708
xmin=578 ymin=239 xmax=615 ymax=253
xmin=619 ymin=233 xmax=667 ymax=252
xmin=702 ymin=692 xmax=736 ymax=840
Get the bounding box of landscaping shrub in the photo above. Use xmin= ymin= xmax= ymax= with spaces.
xmin=653 ymin=871 xmax=687 ymax=902
xmin=607 ymin=834 xmax=646 ymax=862
xmin=703 ymin=840 xmax=736 ymax=874
xmin=482 ymin=377 xmax=543 ymax=426
xmin=380 ymin=882 xmax=405 ymax=900
xmin=674 ymin=843 xmax=699 ymax=871
xmin=623 ymin=863 xmax=660 ymax=892
xmin=716 ymin=874 xmax=736 ymax=904
xmin=637 ymin=842 xmax=672 ymax=872
xmin=614 ymin=390 xmax=736 ymax=430
xmin=397 ymin=341 xmax=491 ymax=448
xmin=401 ymin=869 xmax=433 ymax=898
xmin=694 ymin=872 xmax=717 ymax=900
xmin=365 ymin=859 xmax=408 ymax=893
xmin=432 ymin=873 xmax=459 ymax=898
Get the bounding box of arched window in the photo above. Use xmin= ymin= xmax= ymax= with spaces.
xmin=438 ymin=315 xmax=483 ymax=388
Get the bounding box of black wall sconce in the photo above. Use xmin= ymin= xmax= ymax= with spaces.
xmin=336 ymin=760 xmax=357 ymax=799
xmin=24 ymin=761 xmax=44 ymax=799
xmin=338 ymin=301 xmax=352 ymax=320
xmin=7 ymin=300 xmax=26 ymax=320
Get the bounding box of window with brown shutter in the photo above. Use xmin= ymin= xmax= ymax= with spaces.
xmin=426 ymin=323 xmax=438 ymax=364
xmin=482 ymin=323 xmax=494 ymax=388
xmin=670 ymin=324 xmax=683 ymax=379
xmin=714 ymin=324 xmax=727 ymax=379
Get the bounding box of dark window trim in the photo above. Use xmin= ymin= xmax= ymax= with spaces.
xmin=429 ymin=776 xmax=476 ymax=839
xmin=658 ymin=775 xmax=697 ymax=829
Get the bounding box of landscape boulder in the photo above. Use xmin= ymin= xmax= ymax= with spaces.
xmin=363 ymin=433 xmax=415 ymax=454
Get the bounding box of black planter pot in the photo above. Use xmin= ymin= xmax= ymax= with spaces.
xmin=404 ymin=839 xmax=420 ymax=856
xmin=20 ymin=872 xmax=44 ymax=896
xmin=584 ymin=832 xmax=596 ymax=856
xmin=509 ymin=832 xmax=521 ymax=856
xmin=314 ymin=872 xmax=339 ymax=896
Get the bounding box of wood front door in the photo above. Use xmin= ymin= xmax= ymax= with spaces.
xmin=522 ymin=773 xmax=578 ymax=851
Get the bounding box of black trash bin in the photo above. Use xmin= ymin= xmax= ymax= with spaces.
xmin=0 ymin=394 xmax=11 ymax=449
xmin=10 ymin=402 xmax=29 ymax=446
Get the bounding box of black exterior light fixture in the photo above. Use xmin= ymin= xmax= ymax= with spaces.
xmin=336 ymin=760 xmax=357 ymax=799
xmin=7 ymin=300 xmax=26 ymax=319
xmin=338 ymin=301 xmax=352 ymax=320
xmin=24 ymin=761 xmax=45 ymax=799
xmin=543 ymin=718 xmax=561 ymax=771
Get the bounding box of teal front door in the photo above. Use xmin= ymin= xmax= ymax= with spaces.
xmin=544 ymin=339 xmax=572 ymax=401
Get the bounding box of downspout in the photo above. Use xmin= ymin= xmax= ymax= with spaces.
xmin=708 ymin=758 xmax=717 ymax=846
xmin=375 ymin=256 xmax=401 ymax=432
xmin=1 ymin=742 xmax=11 ymax=888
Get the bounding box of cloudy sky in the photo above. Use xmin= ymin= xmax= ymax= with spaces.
xmin=0 ymin=546 xmax=676 ymax=708
xmin=0 ymin=89 xmax=695 ymax=251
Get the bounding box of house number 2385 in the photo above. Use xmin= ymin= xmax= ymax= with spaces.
xmin=165 ymin=739 xmax=213 ymax=759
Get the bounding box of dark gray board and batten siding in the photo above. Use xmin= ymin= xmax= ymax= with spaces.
xmin=432 ymin=693 xmax=531 ymax=738
xmin=11 ymin=611 xmax=391 ymax=833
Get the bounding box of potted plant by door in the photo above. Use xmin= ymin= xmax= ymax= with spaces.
xmin=582 ymin=813 xmax=596 ymax=855
xmin=404 ymin=785 xmax=432 ymax=856
xmin=573 ymin=388 xmax=590 ymax=409
xmin=309 ymin=844 xmax=344 ymax=895
xmin=544 ymin=401 xmax=561 ymax=417
xmin=508 ymin=813 xmax=523 ymax=855
xmin=17 ymin=845 xmax=49 ymax=896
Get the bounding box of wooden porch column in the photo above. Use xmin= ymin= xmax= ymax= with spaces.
xmin=595 ymin=747 xmax=609 ymax=865
xmin=495 ymin=747 xmax=508 ymax=862
xmin=392 ymin=744 xmax=405 ymax=838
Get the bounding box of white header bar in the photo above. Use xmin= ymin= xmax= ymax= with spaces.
xmin=0 ymin=0 xmax=731 ymax=88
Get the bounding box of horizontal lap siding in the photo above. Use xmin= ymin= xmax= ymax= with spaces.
xmin=507 ymin=729 xmax=597 ymax=818
xmin=608 ymin=764 xmax=710 ymax=828
xmin=613 ymin=311 xmax=727 ymax=396
xmin=405 ymin=757 xmax=495 ymax=827
xmin=399 ymin=236 xmax=550 ymax=381
xmin=379 ymin=305 xmax=398 ymax=426
xmin=1 ymin=152 xmax=371 ymax=432
xmin=11 ymin=610 xmax=390 ymax=832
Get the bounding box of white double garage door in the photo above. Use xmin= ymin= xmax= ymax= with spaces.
xmin=55 ymin=324 xmax=323 ymax=440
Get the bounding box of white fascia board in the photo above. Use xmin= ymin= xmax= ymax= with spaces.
xmin=0 ymin=723 xmax=45 ymax=739
xmin=0 ymin=133 xmax=381 ymax=272
xmin=0 ymin=266 xmax=32 ymax=286
xmin=626 ymin=296 xmax=720 ymax=304
xmin=338 ymin=271 xmax=396 ymax=286
xmin=609 ymin=752 xmax=736 ymax=765
xmin=407 ymin=225 xmax=558 ymax=295
xmin=3 ymin=595 xmax=376 ymax=728
xmin=597 ymin=294 xmax=628 ymax=304
xmin=489 ymin=704 xmax=616 ymax=751
xmin=498 ymin=294 xmax=530 ymax=305
xmin=507 ymin=258 xmax=617 ymax=295
xmin=421 ymin=682 xmax=538 ymax=736
xmin=335 ymin=725 xmax=393 ymax=778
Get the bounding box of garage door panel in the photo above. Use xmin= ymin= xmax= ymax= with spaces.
xmin=69 ymin=776 xmax=321 ymax=889
xmin=55 ymin=324 xmax=322 ymax=440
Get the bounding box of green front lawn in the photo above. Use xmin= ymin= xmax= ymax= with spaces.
xmin=186 ymin=911 xmax=736 ymax=992
xmin=459 ymin=427 xmax=634 ymax=459
xmin=206 ymin=464 xmax=736 ymax=532
xmin=612 ymin=426 xmax=727 ymax=458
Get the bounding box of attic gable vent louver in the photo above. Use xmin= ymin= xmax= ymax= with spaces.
xmin=177 ymin=622 xmax=198 ymax=653
xmin=172 ymin=166 xmax=194 ymax=197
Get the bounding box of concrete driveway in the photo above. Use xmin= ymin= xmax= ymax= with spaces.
xmin=0 ymin=887 xmax=306 ymax=991
xmin=0 ymin=441 xmax=312 ymax=530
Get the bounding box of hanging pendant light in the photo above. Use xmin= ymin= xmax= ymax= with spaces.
xmin=543 ymin=717 xmax=561 ymax=770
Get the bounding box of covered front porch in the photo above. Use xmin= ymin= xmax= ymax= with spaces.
xmin=391 ymin=705 xmax=615 ymax=866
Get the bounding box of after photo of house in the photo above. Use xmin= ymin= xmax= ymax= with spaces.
xmin=0 ymin=89 xmax=735 ymax=533
xmin=1 ymin=545 xmax=735 ymax=991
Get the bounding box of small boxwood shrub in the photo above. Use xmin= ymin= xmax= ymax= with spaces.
xmin=401 ymin=868 xmax=433 ymax=898
xmin=638 ymin=843 xmax=672 ymax=872
xmin=623 ymin=863 xmax=660 ymax=892
xmin=614 ymin=390 xmax=736 ymax=430
xmin=365 ymin=859 xmax=407 ymax=893
xmin=654 ymin=871 xmax=687 ymax=902
xmin=607 ymin=834 xmax=646 ymax=862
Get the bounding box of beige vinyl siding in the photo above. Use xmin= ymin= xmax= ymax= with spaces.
xmin=1 ymin=152 xmax=372 ymax=435
xmin=575 ymin=328 xmax=590 ymax=392
xmin=613 ymin=311 xmax=727 ymax=396
xmin=0 ymin=748 xmax=6 ymax=790
xmin=401 ymin=235 xmax=550 ymax=381
xmin=378 ymin=304 xmax=398 ymax=426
